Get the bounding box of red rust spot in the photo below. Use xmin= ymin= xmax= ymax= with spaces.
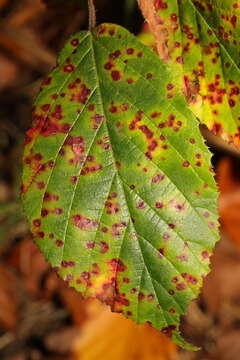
xmin=147 ymin=294 xmax=154 ymax=301
xmin=167 ymin=83 xmax=174 ymax=90
xmin=104 ymin=62 xmax=113 ymax=70
xmin=177 ymin=254 xmax=188 ymax=262
xmin=110 ymin=50 xmax=121 ymax=59
xmin=111 ymin=70 xmax=121 ymax=81
xmin=146 ymin=73 xmax=153 ymax=80
xmin=72 ymin=214 xmax=98 ymax=231
xmin=56 ymin=240 xmax=64 ymax=247
xmin=229 ymin=99 xmax=236 ymax=107
xmin=41 ymin=209 xmax=48 ymax=217
xmin=136 ymin=200 xmax=145 ymax=210
xmin=170 ymin=13 xmax=177 ymax=22
xmin=152 ymin=173 xmax=164 ymax=183
xmin=43 ymin=192 xmax=59 ymax=202
xmin=151 ymin=112 xmax=162 ymax=118
xmin=176 ymin=282 xmax=187 ymax=291
xmin=109 ymin=105 xmax=117 ymax=113
xmin=162 ymin=325 xmax=176 ymax=338
xmin=182 ymin=273 xmax=198 ymax=285
xmin=91 ymin=114 xmax=104 ymax=130
xmin=108 ymin=258 xmax=126 ymax=272
xmin=98 ymin=25 xmax=106 ymax=35
xmin=158 ymin=247 xmax=165 ymax=258
xmin=33 ymin=219 xmax=41 ymax=227
xmin=139 ymin=125 xmax=153 ymax=139
xmin=86 ymin=241 xmax=95 ymax=249
xmin=163 ymin=232 xmax=170 ymax=240
xmin=126 ymin=48 xmax=134 ymax=55
xmin=155 ymin=202 xmax=164 ymax=209
xmin=176 ymin=56 xmax=183 ymax=64
xmin=201 ymin=250 xmax=210 ymax=259
xmin=70 ymin=176 xmax=78 ymax=184
xmin=37 ymin=181 xmax=45 ymax=190
xmin=154 ymin=0 xmax=168 ymax=10
xmin=54 ymin=208 xmax=63 ymax=215
xmin=182 ymin=160 xmax=190 ymax=167
xmin=100 ymin=241 xmax=109 ymax=254
xmin=63 ymin=64 xmax=75 ymax=73
xmin=71 ymin=38 xmax=79 ymax=46
xmin=37 ymin=231 xmax=44 ymax=238
xmin=126 ymin=78 xmax=134 ymax=84
xmin=41 ymin=104 xmax=50 ymax=112
xmin=120 ymin=103 xmax=129 ymax=111
xmin=41 ymin=77 xmax=51 ymax=86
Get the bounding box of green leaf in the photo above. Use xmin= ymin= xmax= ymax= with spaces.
xmin=22 ymin=23 xmax=219 ymax=349
xmin=138 ymin=0 xmax=240 ymax=147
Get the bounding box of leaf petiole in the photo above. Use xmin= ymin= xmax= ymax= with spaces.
xmin=87 ymin=0 xmax=96 ymax=31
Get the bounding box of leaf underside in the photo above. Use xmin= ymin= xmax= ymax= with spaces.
xmin=22 ymin=23 xmax=219 ymax=349
xmin=138 ymin=0 xmax=240 ymax=147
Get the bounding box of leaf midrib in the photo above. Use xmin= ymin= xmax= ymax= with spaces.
xmin=89 ymin=33 xmax=172 ymax=324
xmin=90 ymin=33 xmax=203 ymax=320
xmin=89 ymin=33 xmax=142 ymax=311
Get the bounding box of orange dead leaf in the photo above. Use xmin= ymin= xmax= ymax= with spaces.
xmin=73 ymin=300 xmax=178 ymax=360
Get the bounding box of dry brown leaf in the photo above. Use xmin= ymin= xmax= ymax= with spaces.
xmin=0 ymin=28 xmax=55 ymax=71
xmin=73 ymin=300 xmax=178 ymax=360
xmin=203 ymin=236 xmax=240 ymax=316
xmin=59 ymin=287 xmax=87 ymax=326
xmin=217 ymin=158 xmax=240 ymax=247
xmin=0 ymin=54 xmax=18 ymax=90
xmin=0 ymin=263 xmax=18 ymax=330
xmin=8 ymin=237 xmax=49 ymax=296
xmin=44 ymin=327 xmax=80 ymax=354
xmin=7 ymin=1 xmax=45 ymax=27
xmin=214 ymin=331 xmax=240 ymax=360
xmin=0 ymin=0 xmax=9 ymax=9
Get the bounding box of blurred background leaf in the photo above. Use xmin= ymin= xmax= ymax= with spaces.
xmin=73 ymin=300 xmax=177 ymax=360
